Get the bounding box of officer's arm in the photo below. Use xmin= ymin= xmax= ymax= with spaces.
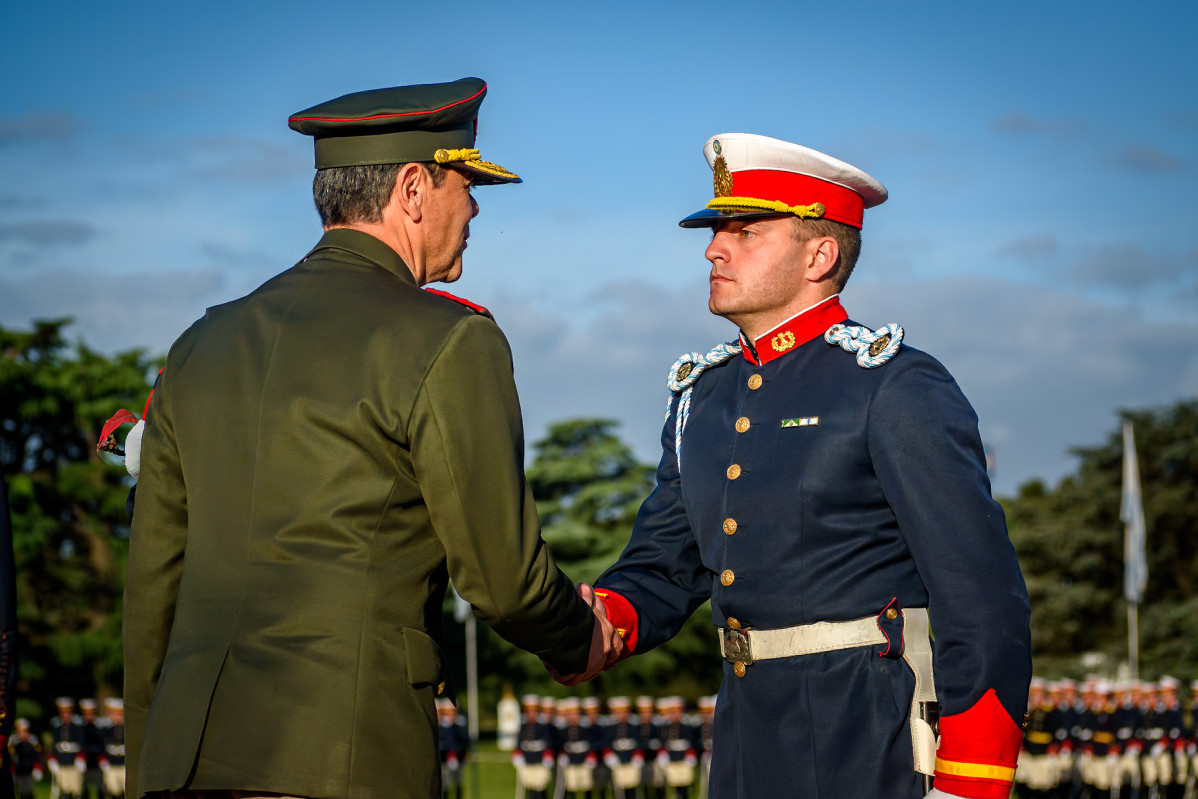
xmin=409 ymin=315 xmax=594 ymax=674
xmin=123 ymin=373 xmax=188 ymax=799
xmin=868 ymin=355 xmax=1031 ymax=799
xmin=593 ymin=395 xmax=711 ymax=653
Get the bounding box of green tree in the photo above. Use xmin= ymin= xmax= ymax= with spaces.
xmin=1004 ymin=400 xmax=1198 ymax=679
xmin=1 ymin=319 xmax=159 ymax=720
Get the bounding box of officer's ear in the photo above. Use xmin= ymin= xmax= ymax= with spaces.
xmin=393 ymin=162 xmax=427 ymax=223
xmin=803 ymin=236 xmax=840 ymax=284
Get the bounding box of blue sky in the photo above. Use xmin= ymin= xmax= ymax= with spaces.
xmin=3 ymin=1 xmax=1195 ymax=496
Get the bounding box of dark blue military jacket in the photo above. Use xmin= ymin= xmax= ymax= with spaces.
xmin=596 ymin=309 xmax=1031 ymax=799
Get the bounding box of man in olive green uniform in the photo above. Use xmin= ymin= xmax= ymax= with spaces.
xmin=124 ymin=77 xmax=620 ymax=799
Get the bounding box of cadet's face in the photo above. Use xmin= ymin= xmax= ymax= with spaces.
xmin=423 ymin=167 xmax=478 ymax=284
xmin=704 ymin=217 xmax=811 ymax=327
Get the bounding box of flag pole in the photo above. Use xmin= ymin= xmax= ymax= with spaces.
xmin=1127 ymin=604 xmax=1138 ymax=682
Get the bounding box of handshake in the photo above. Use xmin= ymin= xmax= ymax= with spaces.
xmin=548 ymin=583 xmax=629 ymax=686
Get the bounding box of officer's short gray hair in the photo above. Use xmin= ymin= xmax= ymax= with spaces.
xmin=312 ymin=162 xmax=448 ymax=227
xmin=791 ymin=217 xmax=862 ymax=290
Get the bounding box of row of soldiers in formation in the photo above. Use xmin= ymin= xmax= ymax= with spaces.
xmin=504 ymin=694 xmax=715 ymax=799
xmin=1016 ymin=676 xmax=1198 ymax=799
xmin=8 ymin=697 xmax=126 ymax=799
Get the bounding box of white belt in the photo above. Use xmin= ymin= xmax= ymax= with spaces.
xmin=718 ymin=615 xmax=883 ymax=662
xmin=718 ymin=608 xmax=938 ymax=777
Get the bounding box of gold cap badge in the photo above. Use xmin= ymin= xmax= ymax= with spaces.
xmin=713 ymin=155 xmax=733 ymax=198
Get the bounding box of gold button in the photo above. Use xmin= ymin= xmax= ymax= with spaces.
xmin=733 ymin=662 xmax=746 ymax=678
xmin=727 ymin=617 xmax=740 ymax=630
xmin=722 ymin=518 xmax=738 ymax=535
xmin=436 ymin=681 xmax=446 ymax=695
xmin=735 ymin=416 xmax=751 ymax=433
xmin=726 ymin=464 xmax=741 ymax=480
xmin=720 ymin=569 xmax=735 ymax=586
xmin=885 ymin=608 xmax=899 ymax=620
xmin=747 ymin=374 xmax=763 ymax=390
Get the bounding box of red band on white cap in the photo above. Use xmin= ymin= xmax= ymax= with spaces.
xmin=732 ymin=170 xmax=866 ymax=228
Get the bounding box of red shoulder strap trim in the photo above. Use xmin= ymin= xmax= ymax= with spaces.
xmin=424 ymin=288 xmax=493 ymax=319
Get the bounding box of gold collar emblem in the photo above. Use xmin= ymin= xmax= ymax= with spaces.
xmin=713 ymin=155 xmax=733 ymax=198
xmin=770 ymin=331 xmax=796 ymax=352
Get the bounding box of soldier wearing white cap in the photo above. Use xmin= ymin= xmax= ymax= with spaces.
xmin=1146 ymin=676 xmax=1188 ymax=799
xmin=76 ymin=699 xmax=106 ymax=799
xmin=655 ymin=698 xmax=696 ymax=799
xmin=49 ymin=697 xmax=84 ymax=799
xmin=9 ymin=718 xmax=44 ymax=799
xmin=556 ymin=698 xmax=596 ymax=798
xmin=1016 ymin=678 xmax=1058 ymax=798
xmin=514 ymin=694 xmax=557 ymax=799
xmin=600 ymin=698 xmax=642 ymax=798
xmin=436 ymin=698 xmax=467 ymax=799
xmin=587 ymin=133 xmax=1031 ymax=799
xmin=634 ymin=697 xmax=660 ymax=798
xmin=694 ymin=698 xmax=715 ymax=799
xmin=100 ymin=699 xmax=125 ymax=799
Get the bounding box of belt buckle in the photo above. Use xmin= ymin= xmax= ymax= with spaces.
xmin=722 ymin=627 xmax=753 ymax=665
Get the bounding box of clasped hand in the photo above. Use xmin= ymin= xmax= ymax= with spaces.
xmin=547 ymin=583 xmax=626 ymax=686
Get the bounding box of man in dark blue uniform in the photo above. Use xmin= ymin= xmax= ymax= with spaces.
xmin=514 ymin=695 xmax=557 ymax=799
xmin=436 ymin=698 xmax=468 ymax=799
xmin=579 ymin=133 xmax=1032 ymax=799
xmin=49 ymin=698 xmax=84 ymax=799
xmin=600 ymin=698 xmax=643 ymax=799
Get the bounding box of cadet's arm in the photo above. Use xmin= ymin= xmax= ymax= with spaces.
xmin=869 ymin=357 xmax=1031 ymax=799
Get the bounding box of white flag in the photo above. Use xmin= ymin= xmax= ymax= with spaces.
xmin=1121 ymin=420 xmax=1148 ymax=605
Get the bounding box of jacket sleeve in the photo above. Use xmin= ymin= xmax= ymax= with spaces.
xmin=868 ymin=353 xmax=1031 ymax=799
xmin=593 ymin=394 xmax=712 ymax=653
xmin=408 ymin=315 xmax=594 ymax=674
xmin=123 ymin=368 xmax=189 ymax=799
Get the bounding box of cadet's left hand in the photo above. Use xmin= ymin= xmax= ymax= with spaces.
xmin=546 ymin=583 xmax=625 ymax=686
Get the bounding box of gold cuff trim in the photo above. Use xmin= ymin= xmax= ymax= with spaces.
xmin=434 ymin=148 xmax=481 ymax=164
xmin=934 ymin=756 xmax=1016 ymax=783
xmin=706 ymin=196 xmax=826 ymax=219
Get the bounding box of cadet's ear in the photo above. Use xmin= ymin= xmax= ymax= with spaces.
xmin=804 ymin=236 xmax=840 ymax=284
xmin=393 ymin=162 xmax=426 ymax=223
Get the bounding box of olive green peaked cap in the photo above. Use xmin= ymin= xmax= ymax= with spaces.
xmin=288 ymin=77 xmax=520 ymax=184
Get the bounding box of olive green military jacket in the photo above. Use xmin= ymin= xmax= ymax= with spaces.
xmin=124 ymin=229 xmax=594 ymax=799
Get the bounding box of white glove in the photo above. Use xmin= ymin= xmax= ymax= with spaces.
xmin=925 ymin=789 xmax=969 ymax=799
xmin=125 ymin=419 xmax=145 ymax=478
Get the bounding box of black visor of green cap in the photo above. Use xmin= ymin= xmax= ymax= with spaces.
xmin=288 ymin=77 xmax=521 ymax=184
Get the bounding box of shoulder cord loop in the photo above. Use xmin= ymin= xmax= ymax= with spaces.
xmin=824 ymin=323 xmax=904 ymax=368
xmin=665 ymin=340 xmax=742 ymax=472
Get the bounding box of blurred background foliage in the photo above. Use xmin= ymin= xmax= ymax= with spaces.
xmin=2 ymin=319 xmax=1196 ymax=730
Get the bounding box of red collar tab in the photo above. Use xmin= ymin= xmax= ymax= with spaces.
xmin=424 ymin=288 xmax=493 ymax=319
xmin=732 ymin=170 xmax=866 ymax=229
xmin=741 ymin=296 xmax=848 ymax=365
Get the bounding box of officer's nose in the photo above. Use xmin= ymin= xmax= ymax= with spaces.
xmin=706 ymin=230 xmax=731 ymax=264
xmin=470 ymin=194 xmax=479 ymax=218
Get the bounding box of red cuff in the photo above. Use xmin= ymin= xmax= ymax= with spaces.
xmin=593 ymin=588 xmax=638 ymax=652
xmin=933 ymin=689 xmax=1023 ymax=799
